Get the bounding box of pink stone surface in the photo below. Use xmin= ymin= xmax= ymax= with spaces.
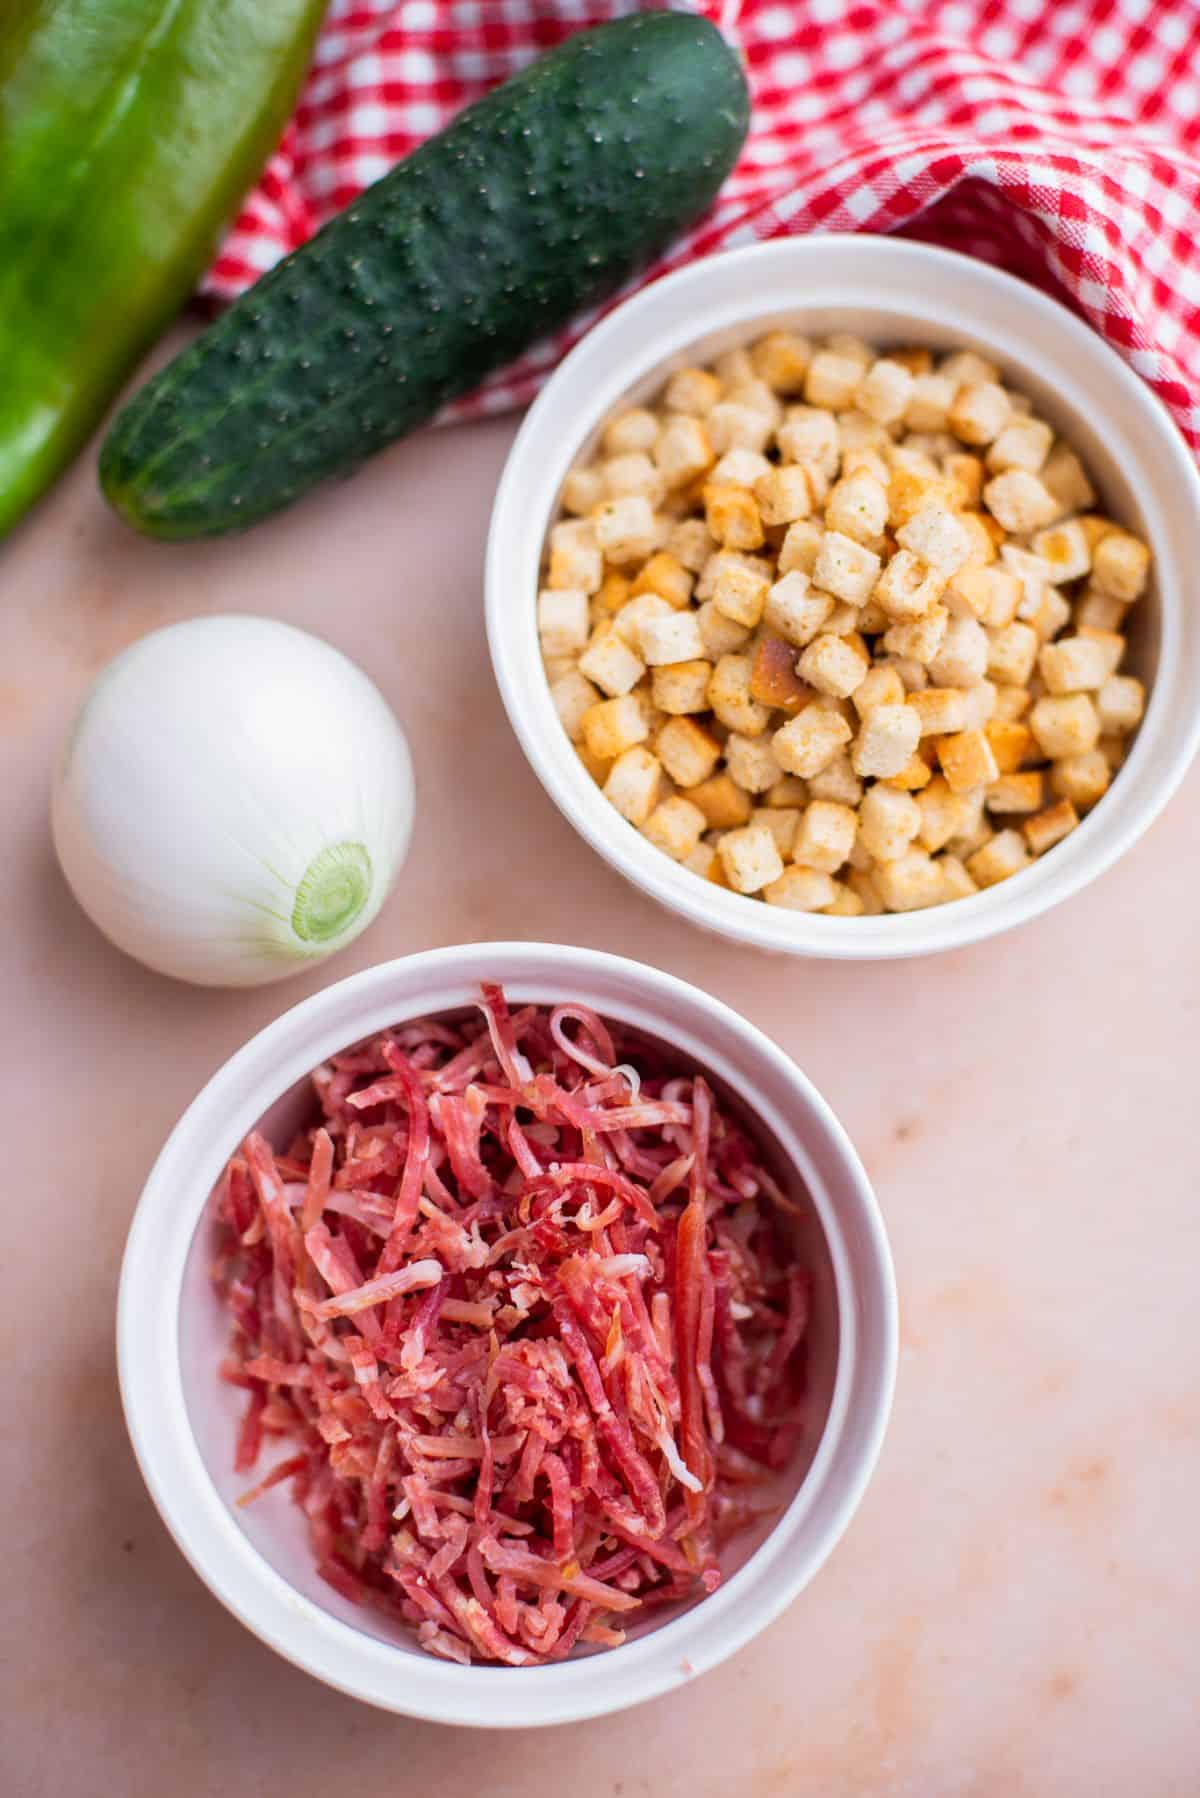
xmin=3 ymin=352 xmax=1199 ymax=1795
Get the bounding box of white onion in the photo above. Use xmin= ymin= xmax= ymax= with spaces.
xmin=52 ymin=614 xmax=414 ymax=986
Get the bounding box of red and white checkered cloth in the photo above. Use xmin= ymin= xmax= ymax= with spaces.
xmin=207 ymin=0 xmax=1200 ymax=449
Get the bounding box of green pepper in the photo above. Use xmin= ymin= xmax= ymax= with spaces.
xmin=0 ymin=0 xmax=327 ymax=539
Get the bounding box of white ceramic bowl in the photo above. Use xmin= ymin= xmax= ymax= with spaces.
xmin=118 ymin=942 xmax=896 ymax=1727
xmin=487 ymin=238 xmax=1200 ymax=958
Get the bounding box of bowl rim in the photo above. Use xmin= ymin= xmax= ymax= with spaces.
xmin=117 ymin=941 xmax=897 ymax=1727
xmin=485 ymin=236 xmax=1200 ymax=959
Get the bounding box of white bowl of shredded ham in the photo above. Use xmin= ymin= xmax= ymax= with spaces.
xmin=119 ymin=943 xmax=896 ymax=1725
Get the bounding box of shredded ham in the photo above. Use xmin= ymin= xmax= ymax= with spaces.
xmin=213 ymin=986 xmax=810 ymax=1666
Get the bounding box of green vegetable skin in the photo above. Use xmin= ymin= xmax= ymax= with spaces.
xmin=0 ymin=0 xmax=327 ymax=539
xmin=100 ymin=11 xmax=751 ymax=539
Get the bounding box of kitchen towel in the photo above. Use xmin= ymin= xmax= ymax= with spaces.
xmin=207 ymin=0 xmax=1200 ymax=449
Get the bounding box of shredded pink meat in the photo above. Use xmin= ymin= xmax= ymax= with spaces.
xmin=214 ymin=984 xmax=810 ymax=1666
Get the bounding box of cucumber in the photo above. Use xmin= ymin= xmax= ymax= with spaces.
xmin=99 ymin=11 xmax=750 ymax=538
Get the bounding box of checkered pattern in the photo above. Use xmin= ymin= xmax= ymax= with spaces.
xmin=207 ymin=0 xmax=1200 ymax=448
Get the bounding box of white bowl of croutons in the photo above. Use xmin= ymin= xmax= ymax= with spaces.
xmin=486 ymin=237 xmax=1200 ymax=957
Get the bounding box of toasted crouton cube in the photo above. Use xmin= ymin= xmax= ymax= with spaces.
xmin=852 ymin=702 xmax=921 ymax=778
xmin=642 ymin=796 xmax=706 ymax=862
xmin=763 ymin=571 xmax=834 ymax=647
xmin=794 ymin=801 xmax=857 ymax=873
xmin=983 ymin=469 xmax=1059 ymax=533
xmin=752 ymin=806 xmax=801 ymax=858
xmin=696 ymin=600 xmax=752 ymax=658
xmin=1037 ymin=634 xmax=1114 ymax=694
xmin=854 ymin=665 xmax=907 ymax=716
xmin=777 ymin=406 xmax=841 ymax=475
xmin=904 ymin=372 xmax=957 ymax=433
xmin=927 ymin=615 xmax=988 ymax=687
xmin=1074 ymin=588 xmax=1128 ymax=634
xmin=1050 ymin=749 xmax=1110 ymax=810
xmin=1030 ymin=694 xmax=1100 ymax=759
xmin=579 ymin=630 xmax=645 ymax=697
xmin=703 ymin=484 xmax=764 ymax=550
xmin=947 ymin=565 xmax=1021 ymax=627
xmin=664 ymin=367 xmax=722 ymax=416
xmin=986 ymin=771 xmax=1044 ymax=814
xmin=750 ymin=635 xmax=813 ymax=714
xmin=581 ymin=694 xmax=649 ymax=761
xmin=1032 ymin=519 xmax=1091 ymax=583
xmin=768 ymin=773 xmax=810 ymax=807
xmin=548 ymin=519 xmax=604 ymax=593
xmin=948 ymin=381 xmax=1012 ymax=446
xmin=656 ymin=716 xmax=722 ymax=788
xmin=916 ymin=777 xmax=971 ymax=852
xmin=561 ymin=465 xmax=606 ymax=517
xmin=653 ymin=416 xmax=713 ymax=490
xmin=551 ymin=670 xmax=601 ymax=742
xmin=985 ymin=720 xmax=1034 ymax=773
xmin=759 ymin=864 xmax=836 ymax=911
xmin=1091 ymin=530 xmax=1151 ymax=601
xmin=883 ymin=751 xmax=934 ymax=793
xmin=882 ymin=606 xmax=948 ymax=666
xmin=689 ymin=772 xmax=753 ymax=830
xmin=594 ymin=571 xmax=632 ymax=617
xmin=725 ymin=732 xmax=782 ymax=795
xmin=708 ymin=654 xmax=771 ymax=736
xmin=773 ymin=705 xmax=854 ymax=778
xmin=777 ymin=519 xmax=825 ymax=576
xmin=681 ymin=842 xmax=721 ymax=882
xmin=813 ymin=531 xmax=881 ymax=605
xmin=966 ymin=828 xmax=1030 ymax=887
xmin=874 ymin=548 xmax=945 ymax=620
xmin=858 ymin=785 xmax=921 ymax=861
xmin=986 ymin=620 xmax=1039 ymax=687
xmin=856 ymin=357 xmax=915 ymax=425
xmin=717 ymin=822 xmax=784 ymax=894
xmin=875 ymin=850 xmax=944 ymax=911
xmin=886 ymin=463 xmax=959 ymax=530
xmin=712 ymin=559 xmax=770 ymax=628
xmin=603 ymin=748 xmax=662 ymax=825
xmin=629 ymin=552 xmax=694 ymax=609
xmin=803 ymin=349 xmax=862 ymax=409
xmin=937 ymin=728 xmax=999 ymax=793
xmin=938 ymin=854 xmax=979 ymax=901
xmin=603 ymin=408 xmax=659 ymax=455
xmin=538 ymin=587 xmax=589 ymax=658
xmin=823 ymin=881 xmax=866 ymax=916
xmin=652 ymin=659 xmax=713 ymax=716
xmin=1041 ymin=443 xmax=1096 ymax=515
xmin=666 ymin=517 xmax=716 ymax=573
xmin=841 ymin=446 xmax=890 ymax=487
xmin=1023 ymin=799 xmax=1080 ymax=855
xmin=594 ymin=495 xmax=660 ymax=564
xmin=751 ymin=330 xmax=813 ymax=393
xmin=798 ymin=633 xmax=870 ymax=699
xmin=640 ymin=610 xmax=706 ymax=668
xmin=1096 ymin=674 xmax=1145 ymax=735
xmin=806 ymin=753 xmax=863 ymax=806
xmin=577 ymin=743 xmax=613 ymax=785
xmin=944 ymin=452 xmax=985 ymax=508
xmin=992 ymin=684 xmax=1033 ymax=723
xmin=985 ymin=417 xmax=1054 ymax=474
xmin=825 ymin=470 xmax=889 ymax=545
xmin=908 ymin=687 xmax=970 ymax=736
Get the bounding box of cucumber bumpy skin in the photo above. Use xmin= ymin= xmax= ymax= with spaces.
xmin=99 ymin=11 xmax=751 ymax=538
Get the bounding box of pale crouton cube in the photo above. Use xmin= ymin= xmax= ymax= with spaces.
xmin=594 ymin=495 xmax=659 ymax=564
xmin=804 ymin=350 xmax=862 ymax=409
xmin=945 ymin=789 xmax=990 ymax=858
xmin=749 ymin=637 xmax=813 ymax=715
xmin=579 ymin=630 xmax=645 ymax=697
xmin=960 ymin=679 xmax=998 ymax=729
xmin=762 ymin=865 xmax=838 ymax=911
xmin=813 ymin=531 xmax=881 ymax=604
xmin=837 ymin=410 xmax=889 ymax=451
xmin=875 ymin=850 xmax=944 ymax=911
xmin=1030 ymin=694 xmax=1100 ymax=759
xmin=725 ymin=732 xmax=782 ymax=795
xmin=652 ymin=659 xmax=713 ymax=716
xmin=1096 ymin=674 xmax=1145 ymax=735
xmin=984 ymin=720 xmax=1034 ymax=773
xmin=755 ymin=464 xmax=818 ymax=526
xmin=714 ymin=346 xmax=755 ymax=387
xmin=706 ymin=401 xmax=773 ymax=457
xmin=940 ymin=350 xmax=999 ymax=384
xmin=697 ymin=600 xmax=752 ymax=658
xmin=711 ymin=447 xmax=773 ymax=490
xmin=681 ymin=842 xmax=721 ymax=882
xmin=604 ymin=452 xmax=665 ymax=507
xmin=841 ymin=446 xmax=890 ymax=486
xmin=858 ymin=785 xmax=921 ymax=861
xmin=561 ymin=465 xmax=606 ymax=516
xmin=1074 ymin=588 xmax=1128 ymax=633
xmin=992 ymin=684 xmax=1033 ymax=723
xmin=852 ymin=703 xmax=921 ymax=778
xmin=1050 ymin=749 xmax=1110 ymax=810
xmin=798 ymin=632 xmax=870 ymax=699
xmin=551 ymin=670 xmax=601 ymax=742
xmin=987 ymin=620 xmax=1039 ymax=687
xmin=986 ymin=771 xmax=1044 ymax=814
xmin=751 ymin=330 xmax=813 ymax=394
xmin=581 ymin=694 xmax=648 ymax=761
xmin=937 ymin=728 xmax=999 ymax=793
xmin=603 ymin=748 xmax=662 ymax=825
xmin=966 ymin=828 xmax=1030 ymax=888
xmin=696 ymin=547 xmax=768 ymax=602
xmin=846 ymin=867 xmax=885 ymax=913
xmin=708 ymin=654 xmax=771 ymax=736
xmin=657 ymin=716 xmax=722 ymax=788
xmin=825 ymin=332 xmax=874 ymax=369
xmin=712 ymin=560 xmax=770 ymax=628
xmin=704 ymin=484 xmax=764 ymax=551
xmin=1027 ymin=586 xmax=1072 ymax=644
xmin=773 ymin=705 xmax=854 ymax=778
xmin=689 ymin=772 xmax=753 ymax=830
xmin=654 ymin=416 xmax=713 ymax=490
xmin=640 ymin=610 xmax=707 ymax=667
xmin=642 ymin=795 xmax=706 ymax=862
xmin=794 ymin=801 xmax=857 ymax=873
xmin=777 ymin=519 xmax=825 ymax=575
xmin=938 ymin=854 xmax=979 ymax=901
xmin=883 ymin=655 xmax=929 ymax=692
xmin=1091 ymin=530 xmax=1151 ymax=601
xmin=538 ymin=588 xmax=589 ymax=658
xmin=928 ymin=615 xmax=988 ymax=687
xmin=603 ymin=408 xmax=660 ymax=455
xmin=944 ymin=451 xmax=985 ymax=508
xmin=916 ymin=777 xmax=971 ymax=852
xmin=728 ymin=378 xmax=784 ymax=426
xmin=824 ymin=881 xmax=866 ymax=916
xmin=752 ymin=806 xmax=801 ymax=858
xmin=881 ymin=606 xmax=948 ymax=666
xmin=853 ymin=666 xmax=906 ymax=717
xmin=777 ymin=406 xmax=841 ymax=476
xmin=947 ymin=566 xmax=1021 ymax=627
xmin=856 ymin=357 xmax=915 ymax=425
xmin=667 ymin=517 xmax=716 ymax=573
xmin=985 ymin=417 xmax=1054 ymax=474
xmin=1037 ymin=634 xmax=1113 ymax=695
xmin=764 ymin=571 xmax=834 ymax=647
xmin=548 ymin=519 xmax=604 ymax=593
xmin=983 ymin=469 xmax=1059 ymax=533
xmin=874 ymin=548 xmax=945 ymax=620
xmin=611 ymin=592 xmax=670 ymax=649
xmin=904 ymin=372 xmax=957 ymax=432
xmin=948 ymin=381 xmax=1012 ymax=446
xmin=1023 ymin=799 xmax=1080 ymax=855
xmin=1032 ymin=519 xmax=1091 ymax=583
xmin=826 ymin=470 xmax=889 ymax=545
xmin=908 ymin=687 xmax=969 ymax=736
xmin=664 ymin=367 xmax=722 ymax=416
xmin=806 ymin=752 xmax=863 ymax=806
xmin=1041 ymin=443 xmax=1096 ymax=514
xmin=718 ymin=822 xmax=784 ymax=894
